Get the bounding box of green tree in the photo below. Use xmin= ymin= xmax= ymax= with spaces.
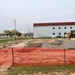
xmin=16 ymin=32 xmax=21 ymax=36
xmin=9 ymin=31 xmax=13 ymax=37
xmin=4 ymin=30 xmax=21 ymax=37
xmin=4 ymin=30 xmax=10 ymax=37
xmin=10 ymin=30 xmax=21 ymax=37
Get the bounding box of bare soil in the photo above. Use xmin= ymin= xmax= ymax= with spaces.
xmin=0 ymin=38 xmax=75 ymax=75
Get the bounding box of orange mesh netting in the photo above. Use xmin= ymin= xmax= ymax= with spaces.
xmin=0 ymin=48 xmax=75 ymax=66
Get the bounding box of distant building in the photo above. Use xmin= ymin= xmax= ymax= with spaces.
xmin=0 ymin=33 xmax=6 ymax=37
xmin=24 ymin=33 xmax=33 ymax=37
xmin=33 ymin=22 xmax=75 ymax=38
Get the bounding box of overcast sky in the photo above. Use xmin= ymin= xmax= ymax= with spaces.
xmin=0 ymin=0 xmax=75 ymax=33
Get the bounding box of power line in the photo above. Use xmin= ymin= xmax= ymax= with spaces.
xmin=0 ymin=13 xmax=30 ymax=33
xmin=0 ymin=13 xmax=13 ymax=21
xmin=0 ymin=13 xmax=28 ymax=26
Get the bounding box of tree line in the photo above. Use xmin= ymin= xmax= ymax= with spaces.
xmin=4 ymin=30 xmax=21 ymax=37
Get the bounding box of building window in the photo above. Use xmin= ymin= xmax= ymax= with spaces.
xmin=70 ymin=27 xmax=72 ymax=29
xmin=53 ymin=27 xmax=55 ymax=29
xmin=59 ymin=33 xmax=61 ymax=35
xmin=53 ymin=33 xmax=55 ymax=35
xmin=58 ymin=27 xmax=61 ymax=29
xmin=64 ymin=27 xmax=66 ymax=29
xmin=64 ymin=32 xmax=66 ymax=35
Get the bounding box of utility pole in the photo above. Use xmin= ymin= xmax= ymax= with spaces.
xmin=14 ymin=19 xmax=16 ymax=40
xmin=29 ymin=27 xmax=31 ymax=36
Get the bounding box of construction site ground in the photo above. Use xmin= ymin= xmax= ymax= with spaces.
xmin=0 ymin=38 xmax=75 ymax=75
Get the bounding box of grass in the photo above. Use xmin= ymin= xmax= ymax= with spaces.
xmin=0 ymin=37 xmax=28 ymax=43
xmin=7 ymin=66 xmax=75 ymax=75
xmin=0 ymin=39 xmax=15 ymax=43
xmin=0 ymin=39 xmax=14 ymax=44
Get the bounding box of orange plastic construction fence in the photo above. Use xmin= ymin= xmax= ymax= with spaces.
xmin=0 ymin=47 xmax=75 ymax=66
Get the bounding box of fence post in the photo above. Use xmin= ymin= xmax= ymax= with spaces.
xmin=12 ymin=48 xmax=14 ymax=66
xmin=64 ymin=49 xmax=66 ymax=65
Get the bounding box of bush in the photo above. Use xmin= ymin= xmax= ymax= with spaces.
xmin=56 ymin=36 xmax=62 ymax=38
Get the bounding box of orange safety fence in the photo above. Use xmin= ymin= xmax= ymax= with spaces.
xmin=65 ymin=49 xmax=75 ymax=65
xmin=0 ymin=48 xmax=13 ymax=66
xmin=0 ymin=47 xmax=75 ymax=66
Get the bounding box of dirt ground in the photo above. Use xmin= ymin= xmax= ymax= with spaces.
xmin=0 ymin=38 xmax=75 ymax=75
xmin=15 ymin=71 xmax=75 ymax=75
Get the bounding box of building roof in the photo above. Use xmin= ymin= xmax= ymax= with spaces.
xmin=33 ymin=22 xmax=75 ymax=27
